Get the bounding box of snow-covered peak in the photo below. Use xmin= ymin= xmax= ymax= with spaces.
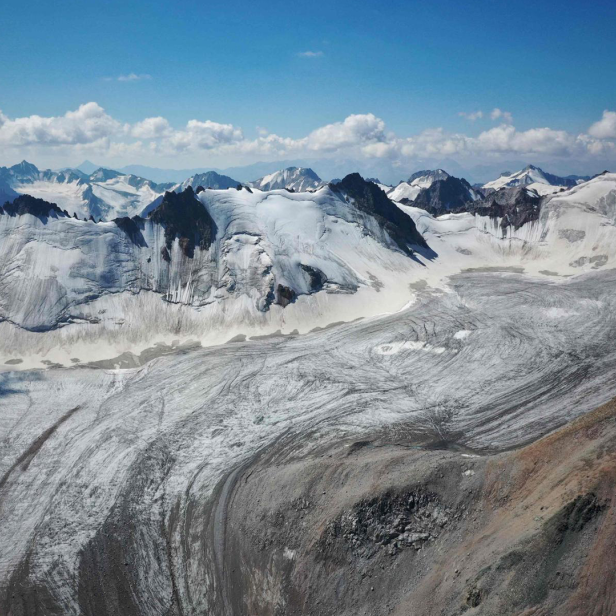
xmin=389 ymin=169 xmax=453 ymax=203
xmin=9 ymin=160 xmax=40 ymax=180
xmin=482 ymin=164 xmax=587 ymax=196
xmin=251 ymin=167 xmax=323 ymax=192
xmin=407 ymin=168 xmax=451 ymax=187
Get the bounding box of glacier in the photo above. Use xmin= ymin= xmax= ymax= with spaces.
xmin=1 ymin=170 xmax=616 ymax=615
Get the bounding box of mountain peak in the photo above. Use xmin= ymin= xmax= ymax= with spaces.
xmin=10 ymin=160 xmax=39 ymax=177
xmin=251 ymin=167 xmax=323 ymax=191
xmin=76 ymin=160 xmax=101 ymax=175
xmin=89 ymin=167 xmax=122 ymax=182
xmin=407 ymin=169 xmax=450 ymax=184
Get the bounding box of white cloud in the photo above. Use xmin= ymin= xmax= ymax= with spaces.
xmin=459 ymin=111 xmax=484 ymax=121
xmin=298 ymin=51 xmax=324 ymax=58
xmin=161 ymin=119 xmax=244 ymax=152
xmin=476 ymin=125 xmax=573 ymax=155
xmin=490 ymin=108 xmax=513 ymax=124
xmin=588 ymin=110 xmax=616 ymax=139
xmin=304 ymin=113 xmax=386 ymax=151
xmin=117 ymin=73 xmax=152 ymax=82
xmin=1 ymin=103 xmax=615 ymax=168
xmin=0 ymin=102 xmax=121 ymax=147
xmin=131 ymin=116 xmax=171 ymax=139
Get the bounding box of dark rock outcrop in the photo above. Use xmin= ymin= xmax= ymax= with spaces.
xmin=332 ymin=173 xmax=429 ymax=253
xmin=276 ymin=284 xmax=296 ymax=307
xmin=409 ymin=176 xmax=481 ymax=216
xmin=300 ymin=264 xmax=327 ymax=292
xmin=0 ymin=193 xmax=66 ymax=219
xmin=113 ymin=216 xmax=147 ymax=247
xmin=471 ymin=186 xmax=541 ymax=231
xmin=148 ymin=186 xmax=217 ymax=258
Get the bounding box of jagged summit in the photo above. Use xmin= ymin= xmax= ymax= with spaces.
xmin=333 ymin=173 xmax=429 ymax=252
xmin=0 ymin=193 xmax=66 ymax=218
xmin=11 ymin=160 xmax=40 ymax=177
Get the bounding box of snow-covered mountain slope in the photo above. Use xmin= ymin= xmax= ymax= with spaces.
xmin=0 ymin=177 xmax=431 ymax=366
xmin=482 ymin=164 xmax=589 ymax=196
xmin=0 ymin=160 xmax=173 ymax=220
xmin=0 ymin=172 xmax=615 ymax=369
xmin=395 ymin=172 xmax=616 ymax=278
xmin=250 ymin=166 xmax=323 ymax=192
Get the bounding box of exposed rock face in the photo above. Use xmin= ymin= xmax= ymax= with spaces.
xmin=112 ymin=216 xmax=147 ymax=246
xmin=276 ymin=284 xmax=296 ymax=307
xmin=300 ymin=264 xmax=327 ymax=292
xmin=320 ymin=488 xmax=450 ymax=559
xmin=472 ymin=185 xmax=541 ymax=231
xmin=410 ymin=176 xmax=482 ymax=215
xmin=333 ymin=173 xmax=429 ymax=252
xmin=0 ymin=193 xmax=66 ymax=218
xmin=147 ymin=186 xmax=217 ymax=258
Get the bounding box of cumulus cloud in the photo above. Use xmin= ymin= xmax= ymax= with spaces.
xmin=1 ymin=103 xmax=615 ymax=167
xmin=161 ymin=119 xmax=244 ymax=152
xmin=0 ymin=102 xmax=121 ymax=147
xmin=298 ymin=51 xmax=324 ymax=58
xmin=459 ymin=111 xmax=484 ymax=121
xmin=476 ymin=125 xmax=574 ymax=155
xmin=131 ymin=116 xmax=171 ymax=139
xmin=490 ymin=108 xmax=513 ymax=124
xmin=304 ymin=113 xmax=387 ymax=151
xmin=588 ymin=110 xmax=616 ymax=139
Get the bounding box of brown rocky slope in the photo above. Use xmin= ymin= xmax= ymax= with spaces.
xmin=221 ymin=398 xmax=616 ymax=615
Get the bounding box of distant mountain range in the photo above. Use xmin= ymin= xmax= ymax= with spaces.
xmin=0 ymin=160 xmax=174 ymax=220
xmin=1 ymin=160 xmax=607 ymax=223
xmin=73 ymin=158 xmax=607 ymax=186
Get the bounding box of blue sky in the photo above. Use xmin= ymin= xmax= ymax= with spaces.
xmin=1 ymin=0 xmax=616 ymax=175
